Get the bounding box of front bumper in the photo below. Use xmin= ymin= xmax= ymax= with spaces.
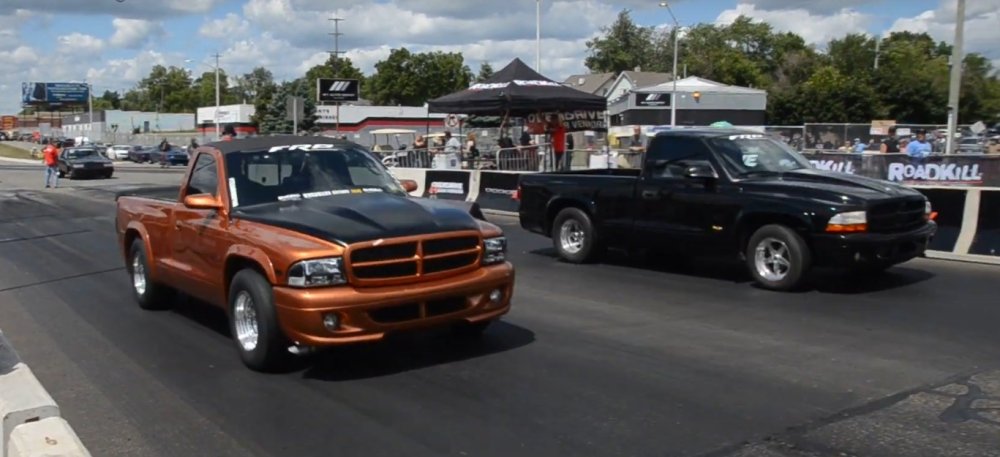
xmin=273 ymin=262 xmax=515 ymax=346
xmin=812 ymin=221 xmax=937 ymax=267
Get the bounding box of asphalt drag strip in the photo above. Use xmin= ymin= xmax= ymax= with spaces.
xmin=0 ymin=188 xmax=998 ymax=457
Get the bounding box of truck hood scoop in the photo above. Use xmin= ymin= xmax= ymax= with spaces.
xmin=232 ymin=193 xmax=481 ymax=245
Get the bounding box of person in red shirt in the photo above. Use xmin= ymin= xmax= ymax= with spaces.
xmin=43 ymin=142 xmax=60 ymax=188
xmin=549 ymin=116 xmax=567 ymax=170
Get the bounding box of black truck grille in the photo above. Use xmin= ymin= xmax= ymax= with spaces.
xmin=348 ymin=233 xmax=482 ymax=283
xmin=867 ymin=198 xmax=926 ymax=233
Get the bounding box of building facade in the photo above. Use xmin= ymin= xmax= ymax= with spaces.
xmin=61 ymin=110 xmax=195 ymax=141
xmin=608 ymin=76 xmax=767 ymax=127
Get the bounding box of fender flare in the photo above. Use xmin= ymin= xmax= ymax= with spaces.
xmin=124 ymin=222 xmax=157 ymax=276
xmin=224 ymin=245 xmax=279 ymax=285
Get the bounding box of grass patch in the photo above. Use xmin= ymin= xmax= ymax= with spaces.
xmin=0 ymin=143 xmax=36 ymax=160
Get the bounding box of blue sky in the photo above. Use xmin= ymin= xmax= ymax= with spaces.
xmin=0 ymin=0 xmax=995 ymax=114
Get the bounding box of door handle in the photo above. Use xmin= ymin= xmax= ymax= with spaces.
xmin=641 ymin=190 xmax=659 ymax=200
xmin=174 ymin=221 xmax=182 ymax=230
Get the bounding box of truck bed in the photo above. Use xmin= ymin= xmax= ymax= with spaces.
xmin=114 ymin=185 xmax=181 ymax=202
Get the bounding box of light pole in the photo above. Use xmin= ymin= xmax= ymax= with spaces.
xmin=659 ymin=2 xmax=679 ymax=128
xmin=536 ymin=0 xmax=541 ymax=72
xmin=185 ymin=54 xmax=222 ymax=139
xmin=945 ymin=0 xmax=965 ymax=155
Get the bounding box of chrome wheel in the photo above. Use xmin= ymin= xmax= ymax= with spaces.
xmin=754 ymin=237 xmax=791 ymax=282
xmin=559 ymin=219 xmax=585 ymax=254
xmin=233 ymin=291 xmax=259 ymax=352
xmin=132 ymin=254 xmax=146 ymax=296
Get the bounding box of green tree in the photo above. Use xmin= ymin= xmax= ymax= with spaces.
xmin=585 ymin=9 xmax=655 ymax=73
xmin=795 ymin=67 xmax=880 ymax=123
xmin=476 ymin=62 xmax=494 ymax=82
xmin=132 ymin=65 xmax=197 ymax=112
xmin=192 ymin=69 xmax=238 ymax=108
xmin=232 ymin=67 xmax=278 ymax=126
xmin=366 ymin=48 xmax=472 ymax=106
xmin=828 ymin=34 xmax=877 ymax=80
xmin=259 ymin=79 xmax=317 ymax=134
xmin=873 ymin=32 xmax=949 ymax=123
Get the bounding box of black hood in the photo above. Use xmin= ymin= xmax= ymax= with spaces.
xmin=740 ymin=168 xmax=921 ymax=205
xmin=232 ymin=192 xmax=482 ymax=245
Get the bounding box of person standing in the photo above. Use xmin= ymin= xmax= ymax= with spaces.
xmin=880 ymin=126 xmax=900 ymax=153
xmin=906 ymin=129 xmax=933 ymax=159
xmin=43 ymin=142 xmax=59 ymax=188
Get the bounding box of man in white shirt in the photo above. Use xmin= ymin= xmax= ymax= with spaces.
xmin=435 ymin=130 xmax=461 ymax=169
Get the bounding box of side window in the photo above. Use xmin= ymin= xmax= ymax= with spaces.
xmin=186 ymin=153 xmax=218 ymax=196
xmin=645 ymin=137 xmax=714 ymax=179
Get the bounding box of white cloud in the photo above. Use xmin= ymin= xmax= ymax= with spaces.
xmin=57 ymin=33 xmax=105 ymax=55
xmin=199 ymin=13 xmax=250 ymax=39
xmin=110 ymin=18 xmax=165 ymax=49
xmin=715 ymin=4 xmax=871 ymax=46
xmin=888 ymin=0 xmax=1000 ymax=69
xmin=2 ymin=0 xmax=227 ymax=19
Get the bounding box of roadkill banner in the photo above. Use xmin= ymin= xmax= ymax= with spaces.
xmin=803 ymin=153 xmax=1000 ymax=187
xmin=425 ymin=170 xmax=471 ymax=200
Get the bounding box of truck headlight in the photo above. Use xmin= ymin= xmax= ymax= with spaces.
xmin=826 ymin=211 xmax=867 ymax=233
xmin=287 ymin=257 xmax=346 ymax=287
xmin=925 ymin=200 xmax=937 ymax=221
xmin=482 ymin=236 xmax=507 ymax=265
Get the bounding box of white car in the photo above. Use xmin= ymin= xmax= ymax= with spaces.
xmin=106 ymin=145 xmax=134 ymax=160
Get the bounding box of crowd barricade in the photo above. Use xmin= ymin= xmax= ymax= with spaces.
xmin=387 ymin=151 xmax=1000 ymax=264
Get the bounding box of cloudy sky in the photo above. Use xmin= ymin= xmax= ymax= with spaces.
xmin=1 ymin=0 xmax=997 ymax=114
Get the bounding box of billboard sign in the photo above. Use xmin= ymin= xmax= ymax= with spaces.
xmin=317 ymin=78 xmax=360 ymax=102
xmin=635 ymin=92 xmax=670 ymax=107
xmin=21 ymin=82 xmax=90 ymax=105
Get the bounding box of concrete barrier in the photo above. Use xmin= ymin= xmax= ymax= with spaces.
xmin=0 ymin=332 xmax=90 ymax=457
xmin=7 ymin=418 xmax=90 ymax=457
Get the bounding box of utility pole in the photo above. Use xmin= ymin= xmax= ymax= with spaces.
xmin=660 ymin=2 xmax=680 ymax=127
xmin=535 ymin=0 xmax=541 ymax=72
xmin=329 ymin=17 xmax=345 ymax=135
xmin=213 ymin=52 xmax=222 ymax=140
xmin=87 ymin=82 xmax=93 ymax=143
xmin=945 ymin=0 xmax=965 ymax=155
xmin=874 ymin=38 xmax=880 ymax=70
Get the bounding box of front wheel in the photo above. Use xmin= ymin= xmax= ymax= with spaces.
xmin=228 ymin=269 xmax=291 ymax=372
xmin=551 ymin=207 xmax=603 ymax=263
xmin=746 ymin=224 xmax=812 ymax=291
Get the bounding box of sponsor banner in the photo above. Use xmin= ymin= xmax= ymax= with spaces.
xmin=524 ymin=110 xmax=607 ymax=134
xmin=635 ymin=92 xmax=671 ymax=107
xmin=317 ymin=78 xmax=360 ymax=102
xmin=803 ymin=153 xmax=1000 ymax=187
xmin=424 ymin=170 xmax=471 ymax=201
xmin=476 ymin=171 xmax=520 ymax=212
xmin=1 ymin=115 xmax=15 ymax=130
xmin=21 ymin=82 xmax=89 ymax=105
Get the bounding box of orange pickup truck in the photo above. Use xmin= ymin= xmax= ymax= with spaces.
xmin=115 ymin=136 xmax=514 ymax=371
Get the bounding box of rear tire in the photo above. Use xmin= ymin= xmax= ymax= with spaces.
xmin=128 ymin=239 xmax=174 ymax=310
xmin=228 ymin=269 xmax=291 ymax=372
xmin=745 ymin=224 xmax=811 ymax=291
xmin=551 ymin=207 xmax=602 ymax=263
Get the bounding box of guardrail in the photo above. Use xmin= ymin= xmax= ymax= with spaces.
xmin=0 ymin=331 xmax=91 ymax=457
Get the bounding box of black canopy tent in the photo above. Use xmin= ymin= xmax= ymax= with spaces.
xmin=427 ymin=58 xmax=607 ymax=116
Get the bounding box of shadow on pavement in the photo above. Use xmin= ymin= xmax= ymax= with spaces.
xmin=530 ymin=247 xmax=936 ymax=295
xmin=302 ymin=321 xmax=535 ymax=382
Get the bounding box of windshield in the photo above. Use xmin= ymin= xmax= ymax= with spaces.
xmin=224 ymin=146 xmax=406 ymax=208
xmin=66 ymin=149 xmax=99 ymax=159
xmin=707 ymin=135 xmax=812 ymax=176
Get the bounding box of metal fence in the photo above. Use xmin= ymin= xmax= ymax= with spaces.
xmin=802 ymin=123 xmax=972 ymax=152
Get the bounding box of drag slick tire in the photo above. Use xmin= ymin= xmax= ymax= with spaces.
xmin=128 ymin=239 xmax=174 ymax=310
xmin=227 ymin=269 xmax=291 ymax=372
xmin=551 ymin=207 xmax=602 ymax=263
xmin=746 ymin=224 xmax=811 ymax=291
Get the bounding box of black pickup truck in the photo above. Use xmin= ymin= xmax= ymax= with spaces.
xmin=517 ymin=129 xmax=937 ymax=291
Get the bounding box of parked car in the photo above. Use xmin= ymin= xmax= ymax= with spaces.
xmin=107 ymin=144 xmax=138 ymax=161
xmin=115 ymin=136 xmax=513 ymax=372
xmin=148 ymin=146 xmax=190 ymax=166
xmin=957 ymin=137 xmax=985 ymax=154
xmin=517 ymin=128 xmax=937 ymax=291
xmin=128 ymin=146 xmax=154 ymax=163
xmin=58 ymin=147 xmax=115 ymax=179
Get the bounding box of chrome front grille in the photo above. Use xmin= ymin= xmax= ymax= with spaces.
xmin=347 ymin=232 xmax=482 ymax=284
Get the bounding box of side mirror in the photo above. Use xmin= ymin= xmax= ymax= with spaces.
xmin=183 ymin=193 xmax=222 ymax=210
xmin=684 ymin=164 xmax=718 ymax=180
xmin=400 ymin=179 xmax=418 ymax=193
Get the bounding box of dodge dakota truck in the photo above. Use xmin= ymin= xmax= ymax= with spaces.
xmin=116 ymin=136 xmax=514 ymax=371
xmin=517 ymin=129 xmax=937 ymax=291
